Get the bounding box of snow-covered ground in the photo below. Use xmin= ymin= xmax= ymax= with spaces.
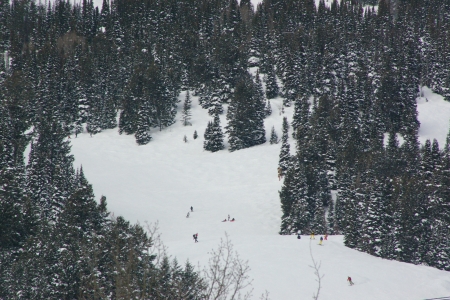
xmin=417 ymin=86 xmax=450 ymax=146
xmin=69 ymin=88 xmax=450 ymax=300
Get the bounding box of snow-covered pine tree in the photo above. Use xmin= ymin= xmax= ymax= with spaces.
xmin=226 ymin=73 xmax=266 ymax=151
xmin=265 ymin=64 xmax=279 ymax=99
xmin=269 ymin=126 xmax=278 ymax=144
xmin=26 ymin=122 xmax=76 ymax=221
xmin=0 ymin=107 xmax=34 ymax=250
xmin=204 ymin=114 xmax=224 ymax=152
xmin=327 ymin=194 xmax=336 ymax=234
xmin=291 ymin=95 xmax=309 ymax=141
xmin=279 ymin=157 xmax=310 ymax=235
xmin=181 ymin=90 xmax=192 ymax=126
xmin=264 ymin=99 xmax=272 ymax=116
xmin=278 ymin=116 xmax=291 ymax=174
xmin=135 ymin=100 xmax=152 ymax=145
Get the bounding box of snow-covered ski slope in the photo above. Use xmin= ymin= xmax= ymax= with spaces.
xmin=70 ymin=88 xmax=450 ymax=300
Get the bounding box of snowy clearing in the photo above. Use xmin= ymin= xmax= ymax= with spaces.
xmin=70 ymin=88 xmax=450 ymax=299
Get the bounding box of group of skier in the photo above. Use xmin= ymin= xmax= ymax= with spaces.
xmin=186 ymin=206 xmax=194 ymax=218
xmin=297 ymin=231 xmax=328 ymax=243
xmin=222 ymin=214 xmax=235 ymax=222
xmin=299 ymin=231 xmax=354 ymax=286
xmin=188 ymin=207 xmax=236 ymax=244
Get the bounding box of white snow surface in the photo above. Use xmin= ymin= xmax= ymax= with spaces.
xmin=417 ymin=86 xmax=450 ymax=146
xmin=69 ymin=88 xmax=450 ymax=300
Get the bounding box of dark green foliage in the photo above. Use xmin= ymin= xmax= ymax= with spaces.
xmin=265 ymin=65 xmax=279 ymax=99
xmin=204 ymin=114 xmax=224 ymax=152
xmin=269 ymin=126 xmax=279 ymax=144
xmin=279 ymin=158 xmax=310 ymax=235
xmin=226 ymin=73 xmax=266 ymax=151
xmin=264 ymin=100 xmax=272 ymax=116
xmin=181 ymin=90 xmax=192 ymax=126
xmin=278 ymin=117 xmax=291 ymax=174
xmin=26 ymin=122 xmax=75 ymax=221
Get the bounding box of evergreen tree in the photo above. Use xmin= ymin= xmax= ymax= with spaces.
xmin=226 ymin=73 xmax=266 ymax=151
xmin=265 ymin=64 xmax=279 ymax=99
xmin=204 ymin=114 xmax=224 ymax=152
xmin=278 ymin=117 xmax=291 ymax=174
xmin=181 ymin=90 xmax=192 ymax=126
xmin=26 ymin=122 xmax=75 ymax=221
xmin=269 ymin=126 xmax=279 ymax=144
xmin=279 ymin=158 xmax=310 ymax=235
xmin=327 ymin=195 xmax=336 ymax=234
xmin=264 ymin=99 xmax=272 ymax=116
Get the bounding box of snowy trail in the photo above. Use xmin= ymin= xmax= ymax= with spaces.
xmin=71 ymin=91 xmax=450 ymax=299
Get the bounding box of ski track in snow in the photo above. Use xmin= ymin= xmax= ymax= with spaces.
xmin=70 ymin=89 xmax=450 ymax=299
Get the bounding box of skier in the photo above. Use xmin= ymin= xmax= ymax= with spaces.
xmin=186 ymin=212 xmax=190 ymax=218
xmin=297 ymin=233 xmax=301 ymax=239
xmin=324 ymin=234 xmax=328 ymax=240
xmin=310 ymin=232 xmax=315 ymax=239
xmin=228 ymin=214 xmax=230 ymax=221
xmin=222 ymin=219 xmax=227 ymax=222
xmin=191 ymin=206 xmax=193 ymax=212
xmin=319 ymin=236 xmax=323 ymax=245
xmin=278 ymin=167 xmax=283 ymax=181
xmin=193 ymin=233 xmax=198 ymax=243
xmin=231 ymin=218 xmax=235 ymax=222
xmin=347 ymin=276 xmax=354 ymax=286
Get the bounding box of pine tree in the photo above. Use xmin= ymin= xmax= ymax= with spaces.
xmin=204 ymin=114 xmax=224 ymax=152
xmin=327 ymin=195 xmax=336 ymax=234
xmin=226 ymin=73 xmax=266 ymax=151
xmin=278 ymin=117 xmax=291 ymax=174
xmin=264 ymin=99 xmax=272 ymax=116
xmin=181 ymin=91 xmax=192 ymax=126
xmin=269 ymin=126 xmax=279 ymax=144
xmin=279 ymin=157 xmax=310 ymax=235
xmin=26 ymin=122 xmax=75 ymax=221
xmin=291 ymin=95 xmax=309 ymax=141
xmin=265 ymin=64 xmax=279 ymax=99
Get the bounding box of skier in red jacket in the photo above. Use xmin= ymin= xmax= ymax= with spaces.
xmin=347 ymin=276 xmax=354 ymax=286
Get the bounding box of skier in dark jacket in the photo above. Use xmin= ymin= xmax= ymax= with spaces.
xmin=193 ymin=233 xmax=198 ymax=242
xmin=191 ymin=206 xmax=193 ymax=212
xmin=319 ymin=236 xmax=323 ymax=245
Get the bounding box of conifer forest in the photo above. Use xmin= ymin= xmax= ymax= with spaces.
xmin=1 ymin=0 xmax=450 ymax=298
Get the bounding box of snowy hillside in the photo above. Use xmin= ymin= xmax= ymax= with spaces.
xmin=69 ymin=88 xmax=450 ymax=300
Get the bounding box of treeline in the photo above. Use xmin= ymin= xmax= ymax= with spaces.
xmin=0 ymin=114 xmax=206 ymax=298
xmin=1 ymin=0 xmax=449 ymax=145
xmin=275 ymin=0 xmax=450 ymax=271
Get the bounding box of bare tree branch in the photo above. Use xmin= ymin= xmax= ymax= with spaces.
xmin=204 ymin=232 xmax=254 ymax=300
xmin=144 ymin=221 xmax=168 ymax=266
xmin=259 ymin=290 xmax=270 ymax=300
xmin=309 ymin=239 xmax=324 ymax=300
